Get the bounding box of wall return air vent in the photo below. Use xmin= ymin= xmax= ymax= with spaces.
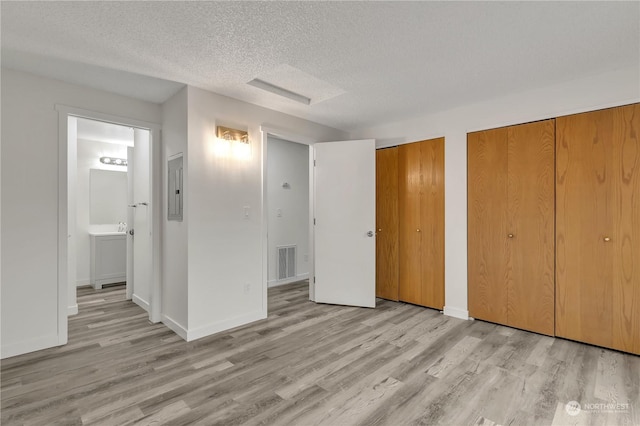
xmin=277 ymin=245 xmax=297 ymax=281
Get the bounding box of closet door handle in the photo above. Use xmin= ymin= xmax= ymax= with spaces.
xmin=508 ymin=234 xmax=514 ymax=238
xmin=416 ymin=229 xmax=421 ymax=232
xmin=603 ymin=237 xmax=611 ymax=242
xmin=378 ymin=228 xmax=382 ymax=232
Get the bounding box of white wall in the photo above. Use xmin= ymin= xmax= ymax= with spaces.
xmin=76 ymin=140 xmax=128 ymax=286
xmin=267 ymin=137 xmax=310 ymax=285
xmin=160 ymin=86 xmax=189 ymax=337
xmin=185 ymin=86 xmax=347 ymax=340
xmin=1 ymin=68 xmax=162 ymax=358
xmin=350 ymin=66 xmax=640 ymax=320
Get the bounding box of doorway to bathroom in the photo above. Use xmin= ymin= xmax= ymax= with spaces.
xmin=59 ymin=107 xmax=162 ymax=346
xmin=70 ymin=117 xmax=152 ymax=309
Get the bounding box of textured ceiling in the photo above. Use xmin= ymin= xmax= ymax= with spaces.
xmin=2 ymin=1 xmax=638 ymax=131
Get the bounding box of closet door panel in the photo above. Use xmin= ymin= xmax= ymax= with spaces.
xmin=506 ymin=120 xmax=555 ymax=336
xmin=556 ymin=110 xmax=614 ymax=348
xmin=419 ymin=138 xmax=445 ymax=309
xmin=612 ymin=104 xmax=640 ymax=354
xmin=376 ymin=147 xmax=399 ymax=301
xmin=467 ymin=128 xmax=509 ymax=324
xmin=399 ymin=142 xmax=422 ymax=305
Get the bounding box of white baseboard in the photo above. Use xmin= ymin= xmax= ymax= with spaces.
xmin=68 ymin=304 xmax=78 ymax=316
xmin=1 ymin=334 xmax=60 ymax=359
xmin=132 ymin=294 xmax=150 ymax=312
xmin=186 ymin=310 xmax=266 ymax=342
xmin=443 ymin=306 xmax=469 ymax=320
xmin=268 ymin=273 xmax=309 ymax=288
xmin=162 ymin=314 xmax=188 ymax=341
xmin=76 ymin=279 xmax=90 ymax=287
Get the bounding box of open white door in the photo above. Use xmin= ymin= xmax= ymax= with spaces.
xmin=314 ymin=139 xmax=376 ymax=308
xmin=126 ymin=146 xmax=134 ymax=300
xmin=132 ymin=129 xmax=152 ymax=312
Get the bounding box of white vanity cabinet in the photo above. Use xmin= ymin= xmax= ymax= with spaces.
xmin=90 ymin=232 xmax=126 ymax=289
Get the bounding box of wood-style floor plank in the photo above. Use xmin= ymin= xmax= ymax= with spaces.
xmin=2 ymin=282 xmax=639 ymax=425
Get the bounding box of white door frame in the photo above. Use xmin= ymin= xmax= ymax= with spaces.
xmin=260 ymin=125 xmax=317 ymax=315
xmin=56 ymin=105 xmax=162 ymax=346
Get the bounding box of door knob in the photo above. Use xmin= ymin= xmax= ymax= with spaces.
xmin=129 ymin=229 xmax=134 ymax=236
xmin=508 ymin=234 xmax=514 ymax=238
xmin=367 ymin=231 xmax=374 ymax=237
xmin=603 ymin=237 xmax=611 ymax=242
xmin=416 ymin=229 xmax=421 ymax=232
xmin=378 ymin=228 xmax=382 ymax=232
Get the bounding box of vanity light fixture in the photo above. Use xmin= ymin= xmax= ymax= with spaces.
xmin=100 ymin=156 xmax=128 ymax=166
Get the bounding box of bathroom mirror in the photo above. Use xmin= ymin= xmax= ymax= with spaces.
xmin=90 ymin=169 xmax=128 ymax=224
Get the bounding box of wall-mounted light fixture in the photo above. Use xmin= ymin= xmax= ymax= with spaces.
xmin=215 ymin=126 xmax=251 ymax=160
xmin=100 ymin=156 xmax=128 ymax=166
xmin=216 ymin=126 xmax=249 ymax=143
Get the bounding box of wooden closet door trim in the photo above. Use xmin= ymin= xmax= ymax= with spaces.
xmin=467 ymin=128 xmax=509 ymax=324
xmin=506 ymin=120 xmax=555 ymax=336
xmin=419 ymin=138 xmax=445 ymax=309
xmin=612 ymin=104 xmax=640 ymax=354
xmin=376 ymin=147 xmax=399 ymax=301
xmin=556 ymin=109 xmax=614 ymax=348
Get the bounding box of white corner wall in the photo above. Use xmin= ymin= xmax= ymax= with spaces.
xmin=266 ymin=137 xmax=310 ymax=286
xmin=161 ymin=86 xmax=189 ymax=338
xmin=185 ymin=86 xmax=347 ymax=341
xmin=350 ymin=66 xmax=640 ymax=320
xmin=67 ymin=117 xmax=78 ymax=315
xmin=75 ymin=139 xmax=129 ymax=286
xmin=0 ymin=68 xmax=162 ymax=358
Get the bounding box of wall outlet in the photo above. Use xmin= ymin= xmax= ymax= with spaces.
xmin=244 ymin=282 xmax=251 ymax=293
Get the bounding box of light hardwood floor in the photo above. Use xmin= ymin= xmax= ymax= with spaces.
xmin=2 ymin=283 xmax=638 ymax=425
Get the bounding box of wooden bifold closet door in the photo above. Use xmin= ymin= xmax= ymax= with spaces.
xmin=468 ymin=120 xmax=555 ymax=336
xmin=556 ymin=104 xmax=640 ymax=354
xmin=376 ymin=147 xmax=399 ymax=301
xmin=398 ymin=138 xmax=445 ymax=309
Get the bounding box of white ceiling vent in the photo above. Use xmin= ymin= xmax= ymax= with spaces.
xmin=247 ymin=64 xmax=345 ymax=106
xmin=248 ymin=79 xmax=311 ymax=105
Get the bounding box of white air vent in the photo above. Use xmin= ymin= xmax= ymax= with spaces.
xmin=247 ymin=64 xmax=345 ymax=106
xmin=277 ymin=245 xmax=297 ymax=280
